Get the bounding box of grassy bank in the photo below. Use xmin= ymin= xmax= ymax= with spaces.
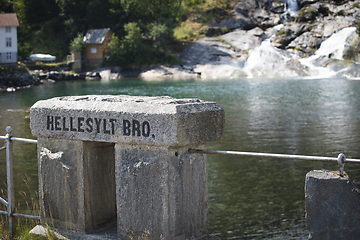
xmin=0 ymin=217 xmax=42 ymax=240
xmin=1 ymin=177 xmax=41 ymax=240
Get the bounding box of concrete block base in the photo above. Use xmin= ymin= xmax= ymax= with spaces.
xmin=38 ymin=138 xmax=116 ymax=233
xmin=30 ymin=95 xmax=225 ymax=239
xmin=305 ymin=170 xmax=360 ymax=240
xmin=115 ymin=144 xmax=208 ymax=240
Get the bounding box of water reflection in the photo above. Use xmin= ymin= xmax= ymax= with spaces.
xmin=1 ymin=78 xmax=360 ymax=239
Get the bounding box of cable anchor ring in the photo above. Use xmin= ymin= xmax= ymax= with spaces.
xmin=337 ymin=153 xmax=346 ymax=177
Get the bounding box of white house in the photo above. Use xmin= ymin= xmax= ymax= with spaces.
xmin=0 ymin=13 xmax=19 ymax=64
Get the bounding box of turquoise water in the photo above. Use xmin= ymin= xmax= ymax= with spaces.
xmin=1 ymin=78 xmax=360 ymax=239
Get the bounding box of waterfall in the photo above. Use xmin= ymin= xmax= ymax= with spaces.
xmin=285 ymin=0 xmax=299 ymax=13
xmin=312 ymin=27 xmax=356 ymax=60
xmin=299 ymin=27 xmax=357 ymax=78
xmin=243 ymin=26 xmax=357 ymax=78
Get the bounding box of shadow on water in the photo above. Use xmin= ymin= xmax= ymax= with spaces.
xmin=2 ymin=78 xmax=360 ymax=239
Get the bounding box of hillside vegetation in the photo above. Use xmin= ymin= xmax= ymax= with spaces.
xmin=0 ymin=0 xmax=230 ymax=67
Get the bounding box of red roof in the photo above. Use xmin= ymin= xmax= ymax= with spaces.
xmin=0 ymin=13 xmax=19 ymax=27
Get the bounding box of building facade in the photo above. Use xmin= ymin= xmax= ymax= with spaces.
xmin=83 ymin=28 xmax=112 ymax=67
xmin=0 ymin=13 xmax=19 ymax=64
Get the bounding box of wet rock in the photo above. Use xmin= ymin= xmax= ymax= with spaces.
xmin=252 ymin=8 xmax=281 ymax=29
xmin=139 ymin=65 xmax=199 ymax=80
xmin=218 ymin=17 xmax=256 ymax=30
xmin=194 ymin=63 xmax=247 ymax=80
xmin=343 ymin=31 xmax=360 ymax=62
xmin=244 ymin=39 xmax=309 ymax=78
xmin=179 ymin=37 xmax=239 ymax=65
xmin=271 ymin=23 xmax=309 ymax=49
xmin=287 ymin=31 xmax=322 ymax=57
xmin=86 ymin=71 xmax=101 ymax=80
xmin=220 ymin=27 xmax=264 ymax=52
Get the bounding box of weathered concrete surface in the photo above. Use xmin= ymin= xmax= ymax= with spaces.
xmin=305 ymin=170 xmax=360 ymax=240
xmin=37 ymin=139 xmax=116 ymax=233
xmin=30 ymin=95 xmax=224 ymax=146
xmin=116 ymin=144 xmax=208 ymax=240
xmin=30 ymin=95 xmax=225 ymax=239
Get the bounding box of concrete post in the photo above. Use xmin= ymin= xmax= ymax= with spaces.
xmin=71 ymin=51 xmax=81 ymax=73
xmin=305 ymin=170 xmax=360 ymax=240
xmin=30 ymin=95 xmax=224 ymax=239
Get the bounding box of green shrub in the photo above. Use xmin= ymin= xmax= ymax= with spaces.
xmin=220 ymin=27 xmax=230 ymax=35
xmin=69 ymin=33 xmax=84 ymax=52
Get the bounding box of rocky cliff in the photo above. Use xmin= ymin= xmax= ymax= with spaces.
xmin=141 ymin=0 xmax=360 ymax=79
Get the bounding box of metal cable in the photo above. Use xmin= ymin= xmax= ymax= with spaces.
xmin=189 ymin=149 xmax=360 ymax=163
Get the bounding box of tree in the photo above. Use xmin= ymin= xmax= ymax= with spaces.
xmin=109 ymin=22 xmax=144 ymax=66
xmin=109 ymin=21 xmax=178 ymax=67
xmin=56 ymin=0 xmax=90 ymax=39
xmin=69 ymin=33 xmax=84 ymax=52
xmin=87 ymin=0 xmax=111 ymax=29
xmin=146 ymin=23 xmax=173 ymax=52
xmin=0 ymin=0 xmax=14 ymax=13
xmin=120 ymin=0 xmax=181 ymax=22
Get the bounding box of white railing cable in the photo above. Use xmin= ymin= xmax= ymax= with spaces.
xmin=189 ymin=149 xmax=359 ymax=177
xmin=0 ymin=196 xmax=8 ymax=207
xmin=13 ymin=212 xmax=40 ymax=220
xmin=10 ymin=137 xmax=37 ymax=144
xmin=188 ymin=149 xmax=360 ymax=163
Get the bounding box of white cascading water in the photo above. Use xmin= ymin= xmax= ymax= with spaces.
xmin=243 ymin=26 xmax=357 ymax=78
xmin=300 ymin=27 xmax=357 ymax=78
xmin=285 ymin=0 xmax=299 ymax=13
xmin=311 ymin=27 xmax=356 ymax=60
xmin=243 ymin=24 xmax=294 ymax=78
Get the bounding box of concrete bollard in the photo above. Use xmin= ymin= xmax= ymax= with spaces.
xmin=305 ymin=170 xmax=360 ymax=240
xmin=30 ymin=95 xmax=225 ymax=239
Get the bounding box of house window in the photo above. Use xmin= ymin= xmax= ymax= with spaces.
xmin=7 ymin=52 xmax=11 ymax=60
xmin=6 ymin=38 xmax=12 ymax=47
xmin=6 ymin=27 xmax=11 ymax=33
xmin=91 ymin=47 xmax=97 ymax=54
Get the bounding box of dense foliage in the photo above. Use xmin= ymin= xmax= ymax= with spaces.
xmin=1 ymin=0 xmax=213 ymax=66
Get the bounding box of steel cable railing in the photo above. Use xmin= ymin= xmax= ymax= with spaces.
xmin=0 ymin=126 xmax=39 ymax=239
xmin=2 ymin=126 xmax=360 ymax=238
xmin=188 ymin=149 xmax=360 ymax=177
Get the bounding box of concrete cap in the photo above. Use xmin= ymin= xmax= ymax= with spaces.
xmin=30 ymin=95 xmax=225 ymax=146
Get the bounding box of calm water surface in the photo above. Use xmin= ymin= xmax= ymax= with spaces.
xmin=1 ymin=78 xmax=360 ymax=239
